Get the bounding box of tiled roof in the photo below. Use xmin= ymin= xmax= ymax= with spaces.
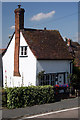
xmin=22 ymin=28 xmax=73 ymax=60
xmin=71 ymin=41 xmax=80 ymax=47
xmin=66 ymin=40 xmax=80 ymax=67
xmin=71 ymin=42 xmax=80 ymax=67
xmin=74 ymin=50 xmax=80 ymax=67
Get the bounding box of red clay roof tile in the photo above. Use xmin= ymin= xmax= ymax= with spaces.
xmin=22 ymin=28 xmax=73 ymax=60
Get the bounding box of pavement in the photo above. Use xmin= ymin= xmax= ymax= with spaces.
xmin=2 ymin=97 xmax=79 ymax=120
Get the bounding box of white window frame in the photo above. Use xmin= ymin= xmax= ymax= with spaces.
xmin=20 ymin=46 xmax=28 ymax=57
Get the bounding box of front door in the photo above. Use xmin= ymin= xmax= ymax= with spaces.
xmin=58 ymin=74 xmax=64 ymax=85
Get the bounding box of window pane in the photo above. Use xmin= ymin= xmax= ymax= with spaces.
xmin=24 ymin=47 xmax=27 ymax=55
xmin=21 ymin=47 xmax=23 ymax=55
xmin=21 ymin=47 xmax=23 ymax=51
xmin=21 ymin=52 xmax=23 ymax=55
xmin=23 ymin=47 xmax=25 ymax=55
xmin=25 ymin=47 xmax=27 ymax=55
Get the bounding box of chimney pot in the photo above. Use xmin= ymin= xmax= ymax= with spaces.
xmin=18 ymin=5 xmax=21 ymax=8
xmin=44 ymin=27 xmax=46 ymax=30
xmin=67 ymin=39 xmax=71 ymax=46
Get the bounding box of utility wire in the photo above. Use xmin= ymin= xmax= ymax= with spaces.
xmin=51 ymin=12 xmax=78 ymax=22
xmin=31 ymin=11 xmax=78 ymax=28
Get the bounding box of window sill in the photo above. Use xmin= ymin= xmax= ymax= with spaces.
xmin=19 ymin=56 xmax=28 ymax=57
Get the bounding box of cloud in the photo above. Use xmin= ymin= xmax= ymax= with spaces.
xmin=31 ymin=10 xmax=55 ymax=21
xmin=10 ymin=25 xmax=15 ymax=30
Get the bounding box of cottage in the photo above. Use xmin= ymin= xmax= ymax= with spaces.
xmin=66 ymin=38 xmax=80 ymax=68
xmin=0 ymin=54 xmax=3 ymax=87
xmin=2 ymin=5 xmax=73 ymax=87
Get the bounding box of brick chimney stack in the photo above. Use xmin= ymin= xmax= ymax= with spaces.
xmin=67 ymin=39 xmax=71 ymax=46
xmin=14 ymin=5 xmax=25 ymax=76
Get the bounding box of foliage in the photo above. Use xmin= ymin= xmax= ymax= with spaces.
xmin=37 ymin=71 xmax=45 ymax=80
xmin=2 ymin=88 xmax=7 ymax=107
xmin=70 ymin=64 xmax=80 ymax=89
xmin=3 ymin=86 xmax=55 ymax=109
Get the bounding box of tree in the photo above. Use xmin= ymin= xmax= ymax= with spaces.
xmin=71 ymin=64 xmax=80 ymax=90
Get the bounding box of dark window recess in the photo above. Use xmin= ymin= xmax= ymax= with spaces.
xmin=60 ymin=76 xmax=61 ymax=79
xmin=21 ymin=47 xmax=23 ymax=55
xmin=20 ymin=46 xmax=27 ymax=56
xmin=24 ymin=47 xmax=27 ymax=55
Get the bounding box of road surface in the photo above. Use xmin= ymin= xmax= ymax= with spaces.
xmin=20 ymin=107 xmax=80 ymax=119
xmin=37 ymin=107 xmax=79 ymax=118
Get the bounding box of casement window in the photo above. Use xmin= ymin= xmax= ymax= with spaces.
xmin=20 ymin=46 xmax=27 ymax=57
xmin=39 ymin=73 xmax=65 ymax=86
xmin=39 ymin=74 xmax=55 ymax=86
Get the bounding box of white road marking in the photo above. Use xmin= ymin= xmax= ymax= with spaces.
xmin=18 ymin=107 xmax=80 ymax=120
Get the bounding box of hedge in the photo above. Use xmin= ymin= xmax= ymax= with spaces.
xmin=2 ymin=88 xmax=7 ymax=107
xmin=2 ymin=85 xmax=55 ymax=109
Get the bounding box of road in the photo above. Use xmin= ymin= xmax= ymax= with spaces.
xmin=37 ymin=107 xmax=79 ymax=118
xmin=20 ymin=107 xmax=80 ymax=119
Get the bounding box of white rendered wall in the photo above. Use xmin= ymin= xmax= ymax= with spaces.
xmin=37 ymin=60 xmax=72 ymax=84
xmin=2 ymin=32 xmax=36 ymax=87
xmin=2 ymin=34 xmax=15 ymax=87
xmin=19 ymin=32 xmax=36 ymax=86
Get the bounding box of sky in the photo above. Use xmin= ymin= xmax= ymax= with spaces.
xmin=1 ymin=1 xmax=79 ymax=48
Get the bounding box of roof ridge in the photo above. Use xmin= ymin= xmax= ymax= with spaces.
xmin=20 ymin=28 xmax=59 ymax=32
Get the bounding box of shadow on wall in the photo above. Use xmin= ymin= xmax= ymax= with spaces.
xmin=0 ymin=54 xmax=3 ymax=87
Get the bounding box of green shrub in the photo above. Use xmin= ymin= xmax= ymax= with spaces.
xmin=4 ymin=85 xmax=55 ymax=109
xmin=2 ymin=88 xmax=7 ymax=107
xmin=70 ymin=65 xmax=80 ymax=90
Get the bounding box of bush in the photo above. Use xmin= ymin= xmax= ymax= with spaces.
xmin=2 ymin=88 xmax=7 ymax=107
xmin=71 ymin=65 xmax=80 ymax=90
xmin=3 ymin=85 xmax=55 ymax=109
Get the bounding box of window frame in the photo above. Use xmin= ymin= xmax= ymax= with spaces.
xmin=39 ymin=73 xmax=55 ymax=86
xmin=19 ymin=46 xmax=28 ymax=57
xmin=39 ymin=72 xmax=66 ymax=86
